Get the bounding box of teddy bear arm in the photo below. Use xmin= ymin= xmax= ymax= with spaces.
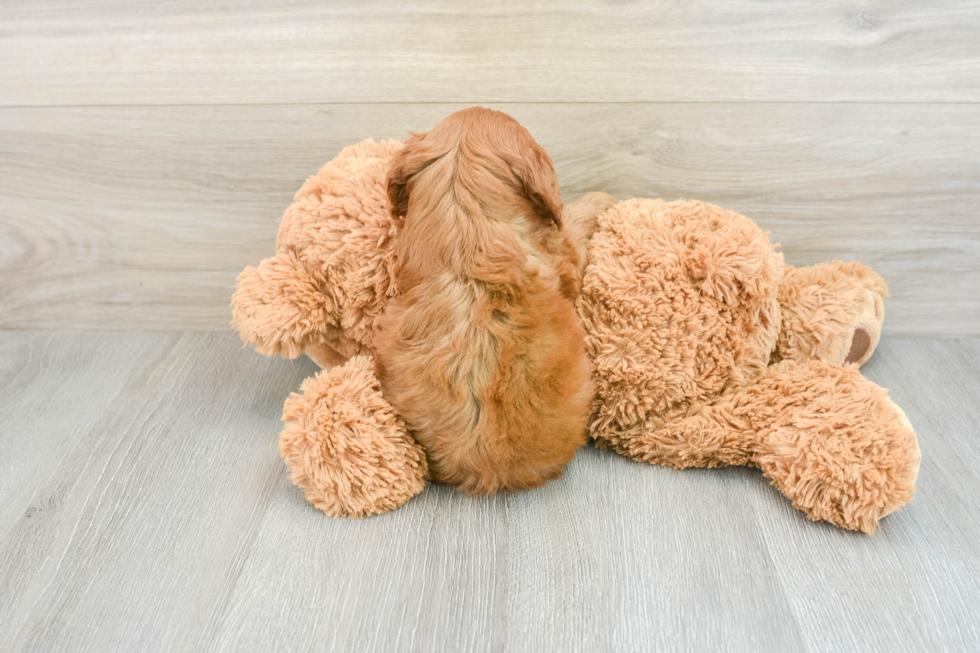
xmin=279 ymin=355 xmax=428 ymax=518
xmin=776 ymin=261 xmax=889 ymax=367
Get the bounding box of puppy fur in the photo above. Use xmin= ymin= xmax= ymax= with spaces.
xmin=375 ymin=107 xmax=593 ymax=495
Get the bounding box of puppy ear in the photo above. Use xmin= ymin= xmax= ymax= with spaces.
xmin=386 ymin=133 xmax=430 ymax=218
xmin=508 ymin=148 xmax=564 ymax=228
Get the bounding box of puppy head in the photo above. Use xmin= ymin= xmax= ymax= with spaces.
xmin=386 ymin=107 xmax=563 ymax=228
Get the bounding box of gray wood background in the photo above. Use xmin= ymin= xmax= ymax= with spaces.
xmin=1 ymin=0 xmax=978 ymax=334
xmin=2 ymin=2 xmax=980 ymax=651
xmin=0 ymin=333 xmax=978 ymax=652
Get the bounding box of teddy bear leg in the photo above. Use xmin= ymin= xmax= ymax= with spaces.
xmin=775 ymin=261 xmax=889 ymax=367
xmin=751 ymin=360 xmax=920 ymax=533
xmin=279 ymin=355 xmax=428 ymax=517
xmin=608 ymin=359 xmax=920 ymax=533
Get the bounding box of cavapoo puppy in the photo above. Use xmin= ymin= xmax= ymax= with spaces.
xmin=376 ymin=107 xmax=594 ymax=494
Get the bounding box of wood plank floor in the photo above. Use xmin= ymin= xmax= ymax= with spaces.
xmin=0 ymin=333 xmax=978 ymax=652
xmin=2 ymin=1 xmax=978 ymax=650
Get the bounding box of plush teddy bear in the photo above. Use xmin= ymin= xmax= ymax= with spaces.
xmin=232 ymin=139 xmax=920 ymax=533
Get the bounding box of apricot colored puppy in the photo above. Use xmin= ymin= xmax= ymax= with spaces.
xmin=375 ymin=108 xmax=593 ymax=494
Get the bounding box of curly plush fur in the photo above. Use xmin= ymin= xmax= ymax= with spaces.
xmin=774 ymin=261 xmax=888 ymax=367
xmin=233 ymin=125 xmax=920 ymax=533
xmin=577 ymin=198 xmax=919 ymax=533
xmin=232 ymin=139 xmax=403 ymax=363
xmin=279 ymin=355 xmax=427 ymax=517
xmin=577 ymin=198 xmax=785 ymax=442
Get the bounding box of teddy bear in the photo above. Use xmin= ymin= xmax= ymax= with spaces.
xmin=232 ymin=139 xmax=920 ymax=533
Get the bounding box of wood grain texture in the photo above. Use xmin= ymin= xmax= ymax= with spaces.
xmin=0 ymin=332 xmax=304 ymax=652
xmin=1 ymin=0 xmax=979 ymax=105
xmin=756 ymin=338 xmax=980 ymax=652
xmin=2 ymin=103 xmax=977 ymax=335
xmin=0 ymin=333 xmax=978 ymax=652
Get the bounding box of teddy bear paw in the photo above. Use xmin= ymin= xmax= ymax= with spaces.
xmin=776 ymin=261 xmax=888 ymax=367
xmin=757 ymin=364 xmax=920 ymax=533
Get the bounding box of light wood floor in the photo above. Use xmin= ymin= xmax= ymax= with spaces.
xmin=2 ymin=1 xmax=979 ymax=651
xmin=0 ymin=334 xmax=978 ymax=652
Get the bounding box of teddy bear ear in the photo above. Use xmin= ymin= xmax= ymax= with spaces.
xmin=231 ymin=252 xmax=333 ymax=359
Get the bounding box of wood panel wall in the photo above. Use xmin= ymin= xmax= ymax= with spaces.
xmin=1 ymin=1 xmax=978 ymax=334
